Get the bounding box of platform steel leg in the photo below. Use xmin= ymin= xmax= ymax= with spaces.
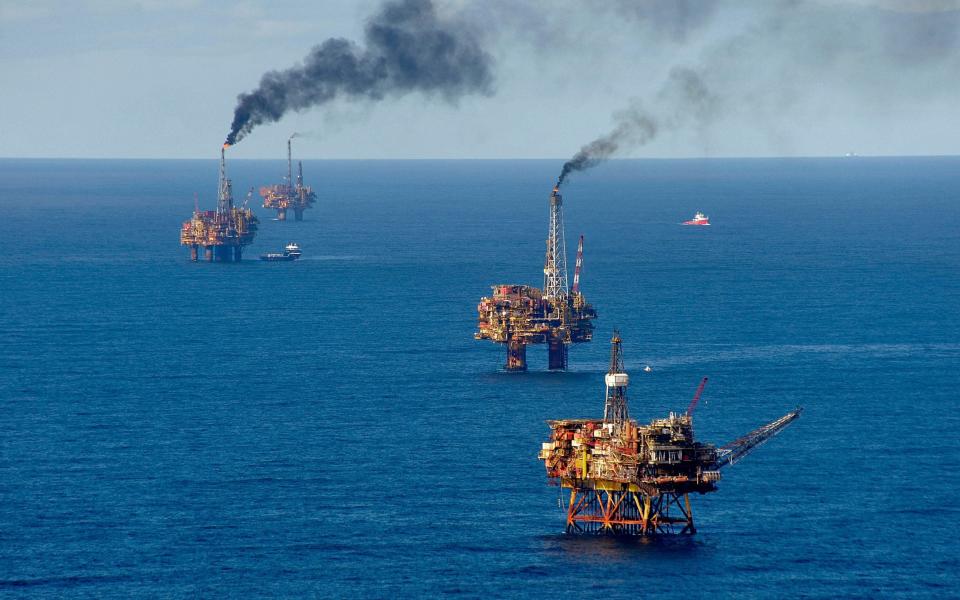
xmin=563 ymin=489 xmax=697 ymax=537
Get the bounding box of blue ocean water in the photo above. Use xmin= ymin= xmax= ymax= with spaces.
xmin=0 ymin=157 xmax=958 ymax=597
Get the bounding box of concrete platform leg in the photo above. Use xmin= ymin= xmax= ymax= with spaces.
xmin=548 ymin=337 xmax=568 ymax=371
xmin=277 ymin=208 xmax=287 ymax=221
xmin=294 ymin=208 xmax=304 ymax=221
xmin=205 ymin=246 xmax=213 ymax=262
xmin=215 ymin=246 xmax=232 ymax=262
xmin=234 ymin=246 xmax=242 ymax=262
xmin=506 ymin=340 xmax=527 ymax=372
xmin=190 ymin=245 xmax=198 ymax=262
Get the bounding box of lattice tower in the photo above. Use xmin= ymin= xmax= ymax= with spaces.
xmin=287 ymin=138 xmax=293 ymax=192
xmin=543 ymin=187 xmax=569 ymax=300
xmin=217 ymin=147 xmax=234 ymax=216
xmin=603 ymin=331 xmax=630 ymax=430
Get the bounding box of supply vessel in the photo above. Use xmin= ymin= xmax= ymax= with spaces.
xmin=682 ymin=211 xmax=710 ymax=226
xmin=260 ymin=243 xmax=302 ymax=262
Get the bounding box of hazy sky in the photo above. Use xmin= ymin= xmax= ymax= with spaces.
xmin=1 ymin=0 xmax=958 ymax=159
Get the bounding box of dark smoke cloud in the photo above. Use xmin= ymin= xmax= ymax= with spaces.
xmin=620 ymin=2 xmax=958 ymax=149
xmin=549 ymin=1 xmax=960 ymax=160
xmin=225 ymin=0 xmax=493 ymax=146
xmin=558 ymin=68 xmax=718 ymax=185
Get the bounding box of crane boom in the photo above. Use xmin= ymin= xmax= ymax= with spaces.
xmin=571 ymin=235 xmax=584 ymax=294
xmin=713 ymin=408 xmax=802 ymax=469
xmin=686 ymin=377 xmax=708 ymax=416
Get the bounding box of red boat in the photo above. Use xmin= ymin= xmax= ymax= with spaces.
xmin=683 ymin=211 xmax=710 ymax=226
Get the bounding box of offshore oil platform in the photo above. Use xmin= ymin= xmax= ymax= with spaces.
xmin=538 ymin=332 xmax=801 ymax=535
xmin=180 ymin=146 xmax=259 ymax=262
xmin=259 ymin=136 xmax=317 ymax=221
xmin=476 ymin=185 xmax=597 ymax=371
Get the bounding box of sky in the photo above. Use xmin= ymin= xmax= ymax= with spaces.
xmin=1 ymin=0 xmax=958 ymax=159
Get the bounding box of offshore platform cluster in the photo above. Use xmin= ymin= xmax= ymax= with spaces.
xmin=180 ymin=137 xmax=317 ymax=262
xmin=179 ymin=125 xmax=802 ymax=537
xmin=475 ymin=177 xmax=801 ymax=535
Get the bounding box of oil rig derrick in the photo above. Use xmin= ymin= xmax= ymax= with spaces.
xmin=476 ymin=185 xmax=597 ymax=371
xmin=538 ymin=333 xmax=802 ymax=535
xmin=259 ymin=136 xmax=317 ymax=221
xmin=180 ymin=146 xmax=259 ymax=262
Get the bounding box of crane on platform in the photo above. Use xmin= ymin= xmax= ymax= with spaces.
xmin=571 ymin=235 xmax=584 ymax=294
xmin=686 ymin=377 xmax=708 ymax=416
xmin=713 ymin=408 xmax=803 ymax=468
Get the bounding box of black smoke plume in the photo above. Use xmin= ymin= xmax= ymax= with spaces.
xmin=557 ymin=109 xmax=657 ymax=186
xmin=557 ymin=68 xmax=716 ymax=186
xmin=225 ymin=0 xmax=493 ymax=146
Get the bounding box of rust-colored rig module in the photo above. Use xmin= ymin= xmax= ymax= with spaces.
xmin=475 ymin=186 xmax=596 ymax=371
xmin=260 ymin=137 xmax=317 ymax=221
xmin=180 ymin=147 xmax=258 ymax=262
xmin=538 ymin=332 xmax=801 ymax=535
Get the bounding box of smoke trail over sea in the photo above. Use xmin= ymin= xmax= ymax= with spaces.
xmin=221 ymin=0 xmax=960 ymax=158
xmin=558 ymin=68 xmax=717 ymax=185
xmin=225 ymin=0 xmax=493 ymax=146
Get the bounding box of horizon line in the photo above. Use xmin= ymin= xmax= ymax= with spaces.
xmin=1 ymin=153 xmax=958 ymax=161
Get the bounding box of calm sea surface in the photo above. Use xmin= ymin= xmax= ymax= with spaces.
xmin=0 ymin=157 xmax=958 ymax=597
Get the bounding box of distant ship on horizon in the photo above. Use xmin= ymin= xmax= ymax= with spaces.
xmin=682 ymin=211 xmax=710 ymax=226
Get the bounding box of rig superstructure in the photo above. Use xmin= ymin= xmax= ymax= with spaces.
xmin=476 ymin=185 xmax=597 ymax=371
xmin=181 ymin=147 xmax=259 ymax=262
xmin=259 ymin=137 xmax=317 ymax=221
xmin=538 ymin=332 xmax=801 ymax=535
